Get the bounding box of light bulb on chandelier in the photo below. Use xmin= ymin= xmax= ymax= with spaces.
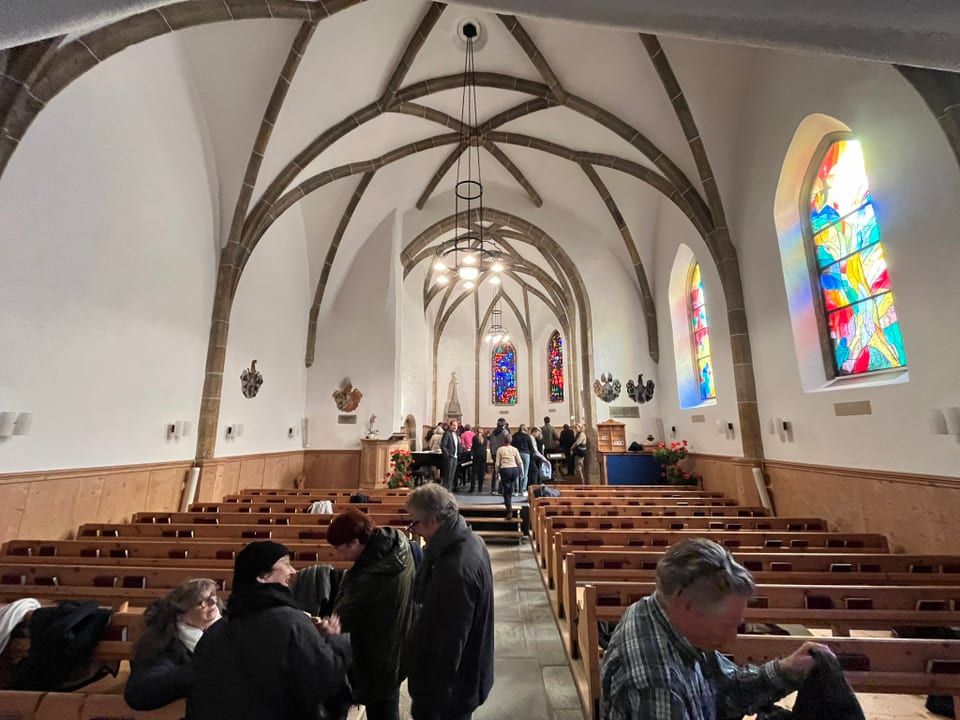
xmin=463 ymin=280 xmax=475 ymax=290
xmin=435 ymin=274 xmax=449 ymax=285
xmin=489 ymin=276 xmax=501 ymax=285
xmin=458 ymin=266 xmax=480 ymax=281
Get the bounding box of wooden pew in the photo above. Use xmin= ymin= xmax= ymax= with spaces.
xmin=562 ymin=579 xmax=960 ymax=659
xmin=558 ymin=550 xmax=960 ymax=640
xmin=529 ymin=501 xmax=769 ymax=549
xmin=535 ymin=514 xmax=826 ymax=559
xmin=188 ymin=501 xmax=407 ymax=514
xmin=544 ymin=529 xmax=890 ymax=593
xmin=0 ymin=559 xmax=352 ymax=593
xmin=76 ymin=521 xmax=410 ymax=540
xmin=0 ymin=690 xmax=184 ymax=720
xmin=237 ymin=488 xmax=410 ymax=497
xmin=0 ymin=559 xmax=352 ymax=606
xmin=131 ymin=511 xmax=409 ymax=526
xmin=2 ymin=539 xmax=341 ymax=564
xmin=573 ymin=583 xmax=960 ymax=720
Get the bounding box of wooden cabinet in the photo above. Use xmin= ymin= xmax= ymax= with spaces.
xmin=596 ymin=420 xmax=626 ymax=453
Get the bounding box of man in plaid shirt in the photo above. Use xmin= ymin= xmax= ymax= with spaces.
xmin=600 ymin=538 xmax=832 ymax=719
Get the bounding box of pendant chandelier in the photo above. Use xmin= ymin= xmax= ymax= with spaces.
xmin=433 ymin=20 xmax=504 ymax=290
xmin=484 ymin=296 xmax=510 ymax=344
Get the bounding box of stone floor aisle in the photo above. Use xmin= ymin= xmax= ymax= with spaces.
xmin=397 ymin=539 xmax=583 ymax=720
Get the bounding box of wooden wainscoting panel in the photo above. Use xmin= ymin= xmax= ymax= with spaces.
xmin=96 ymin=471 xmax=151 ymax=524
xmin=685 ymin=455 xmax=960 ymax=554
xmin=304 ymin=450 xmax=361 ymax=489
xmin=764 ymin=461 xmax=960 ymax=555
xmin=263 ymin=454 xmax=290 ymax=489
xmin=145 ymin=467 xmax=187 ymax=511
xmin=238 ymin=457 xmax=267 ymax=491
xmin=220 ymin=460 xmax=242 ymax=498
xmin=0 ymin=461 xmax=193 ymax=544
xmin=0 ymin=483 xmax=29 ymax=542
xmin=287 ymin=452 xmax=305 ymax=482
xmin=687 ymin=454 xmax=761 ymax=506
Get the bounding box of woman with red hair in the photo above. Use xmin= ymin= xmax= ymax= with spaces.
xmin=326 ymin=510 xmax=415 ymax=720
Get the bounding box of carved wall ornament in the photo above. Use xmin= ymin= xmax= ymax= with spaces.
xmin=240 ymin=360 xmax=264 ymax=399
xmin=593 ymin=372 xmax=621 ymax=403
xmin=332 ymin=377 xmax=363 ymax=412
xmin=627 ymin=374 xmax=656 ymax=404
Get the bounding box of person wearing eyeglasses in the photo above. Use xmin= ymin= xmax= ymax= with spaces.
xmin=600 ymin=538 xmax=833 ymax=720
xmin=403 ymin=485 xmax=494 ymax=720
xmin=124 ymin=578 xmax=223 ymax=710
xmin=188 ymin=541 xmax=352 ymax=720
xmin=325 ymin=510 xmax=414 ymax=720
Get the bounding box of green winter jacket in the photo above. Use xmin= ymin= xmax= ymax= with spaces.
xmin=332 ymin=526 xmax=415 ymax=704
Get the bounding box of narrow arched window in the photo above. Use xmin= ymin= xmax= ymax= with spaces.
xmin=547 ymin=331 xmax=564 ymax=402
xmin=689 ymin=262 xmax=716 ymax=401
xmin=492 ymin=342 xmax=517 ymax=405
xmin=805 ymin=137 xmax=906 ymax=376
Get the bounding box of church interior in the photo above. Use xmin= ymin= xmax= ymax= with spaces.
xmin=1 ymin=1 xmax=960 ymax=718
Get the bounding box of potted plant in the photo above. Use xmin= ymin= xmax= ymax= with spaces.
xmin=651 ymin=440 xmax=702 ymax=486
xmin=385 ymin=448 xmax=414 ymax=489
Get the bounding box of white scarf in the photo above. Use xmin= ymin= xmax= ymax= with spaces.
xmin=177 ymin=622 xmax=204 ymax=653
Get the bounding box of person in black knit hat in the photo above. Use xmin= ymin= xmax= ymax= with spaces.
xmin=187 ymin=541 xmax=352 ymax=720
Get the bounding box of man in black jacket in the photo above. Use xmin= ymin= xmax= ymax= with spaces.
xmin=404 ymin=485 xmax=494 ymax=720
xmin=440 ymin=419 xmax=462 ymax=491
xmin=187 ymin=541 xmax=352 ymax=720
xmin=559 ymin=423 xmax=576 ymax=476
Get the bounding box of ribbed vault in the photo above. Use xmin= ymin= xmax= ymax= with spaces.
xmin=0 ymin=0 xmax=827 ymax=463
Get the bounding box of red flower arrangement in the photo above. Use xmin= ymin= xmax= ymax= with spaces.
xmin=651 ymin=440 xmax=702 ymax=486
xmin=385 ymin=449 xmax=414 ymax=489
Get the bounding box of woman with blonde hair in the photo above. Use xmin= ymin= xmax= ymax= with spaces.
xmin=572 ymin=423 xmax=589 ymax=483
xmin=124 ymin=578 xmax=223 ymax=710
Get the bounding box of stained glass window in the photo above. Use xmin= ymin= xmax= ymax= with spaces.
xmin=548 ymin=331 xmax=564 ymax=402
xmin=492 ymin=342 xmax=517 ymax=405
xmin=807 ymin=139 xmax=906 ymax=376
xmin=689 ymin=262 xmax=716 ymax=402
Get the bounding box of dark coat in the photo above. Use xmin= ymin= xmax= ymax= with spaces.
xmin=511 ymin=431 xmax=534 ymax=455
xmin=124 ymin=635 xmax=194 ymax=710
xmin=11 ymin=600 xmax=113 ymax=692
xmin=406 ymin=515 xmax=494 ymax=720
xmin=440 ymin=429 xmax=460 ymax=459
xmin=333 ymin=527 xmax=414 ymax=704
xmin=757 ymin=650 xmax=865 ymax=720
xmin=187 ymin=584 xmax=351 ymax=720
xmin=559 ymin=427 xmax=576 ymax=452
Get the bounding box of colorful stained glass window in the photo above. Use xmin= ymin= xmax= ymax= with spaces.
xmin=690 ymin=262 xmax=716 ymax=402
xmin=808 ymin=139 xmax=906 ymax=376
xmin=548 ymin=331 xmax=564 ymax=402
xmin=492 ymin=342 xmax=517 ymax=405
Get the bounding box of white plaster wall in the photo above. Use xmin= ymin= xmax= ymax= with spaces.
xmin=305 ymin=211 xmax=401 ymax=449
xmin=0 ymin=34 xmax=217 ymax=472
xmin=217 ymin=208 xmax=310 ymax=456
xmin=732 ymin=51 xmax=960 ymax=476
xmin=399 ymin=267 xmax=430 ymax=444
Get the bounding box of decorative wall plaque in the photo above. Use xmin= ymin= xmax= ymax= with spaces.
xmin=592 ymin=373 xmax=621 ymax=403
xmin=240 ymin=360 xmax=264 ymax=398
xmin=332 ymin=377 xmax=363 ymax=412
xmin=337 ymin=415 xmax=358 ymax=424
xmin=626 ymin=374 xmax=655 ymax=404
xmin=609 ymin=405 xmax=640 ymax=419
